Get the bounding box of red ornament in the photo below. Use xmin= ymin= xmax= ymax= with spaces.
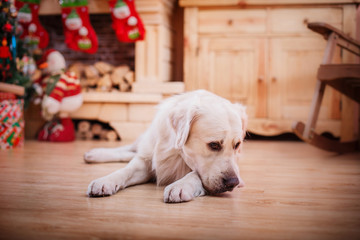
xmin=3 ymin=23 xmax=12 ymax=32
xmin=0 ymin=38 xmax=11 ymax=59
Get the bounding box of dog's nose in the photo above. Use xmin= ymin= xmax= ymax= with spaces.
xmin=222 ymin=177 xmax=240 ymax=191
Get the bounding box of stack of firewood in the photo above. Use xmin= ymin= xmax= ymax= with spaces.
xmin=76 ymin=121 xmax=118 ymax=141
xmin=68 ymin=62 xmax=134 ymax=92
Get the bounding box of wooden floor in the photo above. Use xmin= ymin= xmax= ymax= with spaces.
xmin=0 ymin=140 xmax=359 ymax=240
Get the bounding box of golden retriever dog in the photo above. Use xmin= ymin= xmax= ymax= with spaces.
xmin=85 ymin=90 xmax=247 ymax=203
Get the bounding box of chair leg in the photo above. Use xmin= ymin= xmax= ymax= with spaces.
xmin=292 ymin=79 xmax=358 ymax=153
xmin=303 ymin=80 xmax=326 ymax=139
xmin=293 ymin=122 xmax=358 ymax=153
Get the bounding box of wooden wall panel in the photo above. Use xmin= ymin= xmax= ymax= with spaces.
xmin=184 ymin=7 xmax=199 ymax=90
xmin=180 ymin=0 xmax=359 ymax=7
xmin=198 ymin=9 xmax=267 ymax=34
xmin=269 ymin=37 xmax=332 ymax=120
xmin=270 ymin=8 xmax=343 ymax=33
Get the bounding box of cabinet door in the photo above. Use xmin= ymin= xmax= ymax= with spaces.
xmin=187 ymin=37 xmax=266 ymax=118
xmin=269 ymin=37 xmax=341 ymax=122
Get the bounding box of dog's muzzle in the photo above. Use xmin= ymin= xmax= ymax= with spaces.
xmin=205 ymin=176 xmax=240 ymax=195
xmin=222 ymin=177 xmax=239 ymax=191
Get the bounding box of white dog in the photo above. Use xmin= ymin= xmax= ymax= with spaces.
xmin=85 ymin=90 xmax=247 ymax=203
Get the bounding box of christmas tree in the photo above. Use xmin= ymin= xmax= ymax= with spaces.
xmin=0 ymin=0 xmax=30 ymax=88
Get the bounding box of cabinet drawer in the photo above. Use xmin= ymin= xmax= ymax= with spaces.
xmin=198 ymin=9 xmax=267 ymax=34
xmin=270 ymin=8 xmax=343 ymax=34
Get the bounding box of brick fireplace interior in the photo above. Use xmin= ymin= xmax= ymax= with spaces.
xmin=39 ymin=14 xmax=136 ymax=70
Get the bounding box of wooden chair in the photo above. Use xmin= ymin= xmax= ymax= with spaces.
xmin=292 ymin=22 xmax=360 ymax=153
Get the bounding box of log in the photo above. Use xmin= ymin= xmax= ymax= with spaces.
xmin=84 ymin=131 xmax=94 ymax=140
xmin=78 ymin=121 xmax=91 ymax=133
xmin=86 ymin=77 xmax=99 ymax=87
xmin=76 ymin=131 xmax=86 ymax=140
xmin=70 ymin=62 xmax=133 ymax=92
xmin=76 ymin=130 xmax=93 ymax=140
xmin=94 ymin=61 xmax=114 ymax=75
xmin=97 ymin=74 xmax=112 ymax=92
xmin=119 ymin=81 xmax=132 ymax=92
xmin=84 ymin=65 xmax=99 ymax=79
xmin=100 ymin=129 xmax=109 ymax=140
xmin=124 ymin=71 xmax=135 ymax=84
xmin=91 ymin=123 xmax=102 ymax=135
xmin=119 ymin=71 xmax=134 ymax=92
xmin=111 ymin=65 xmax=130 ymax=85
xmin=68 ymin=62 xmax=85 ymax=79
xmin=105 ymin=130 xmax=118 ymax=141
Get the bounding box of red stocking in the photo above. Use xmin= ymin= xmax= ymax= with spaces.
xmin=60 ymin=0 xmax=98 ymax=54
xmin=16 ymin=0 xmax=49 ymax=49
xmin=109 ymin=0 xmax=145 ymax=42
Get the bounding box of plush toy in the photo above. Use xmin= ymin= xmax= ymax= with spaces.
xmin=34 ymin=49 xmax=83 ymax=142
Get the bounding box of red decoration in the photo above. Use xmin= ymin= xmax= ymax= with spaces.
xmin=15 ymin=1 xmax=49 ymax=49
xmin=0 ymin=38 xmax=12 ymax=80
xmin=3 ymin=23 xmax=12 ymax=32
xmin=109 ymin=0 xmax=145 ymax=42
xmin=60 ymin=3 xmax=98 ymax=54
xmin=0 ymin=98 xmax=24 ymax=149
xmin=0 ymin=38 xmax=12 ymax=59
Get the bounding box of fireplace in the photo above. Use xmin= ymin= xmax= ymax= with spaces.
xmin=25 ymin=0 xmax=184 ymax=141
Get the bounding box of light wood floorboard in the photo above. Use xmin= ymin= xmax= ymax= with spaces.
xmin=0 ymin=140 xmax=359 ymax=240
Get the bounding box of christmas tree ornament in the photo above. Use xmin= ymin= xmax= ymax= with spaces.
xmin=60 ymin=0 xmax=98 ymax=54
xmin=3 ymin=22 xmax=12 ymax=32
xmin=15 ymin=0 xmax=49 ymax=49
xmin=17 ymin=54 xmax=36 ymax=76
xmin=109 ymin=0 xmax=145 ymax=42
xmin=2 ymin=3 xmax=9 ymax=13
xmin=9 ymin=3 xmax=17 ymax=18
xmin=0 ymin=37 xmax=12 ymax=81
xmin=34 ymin=49 xmax=83 ymax=142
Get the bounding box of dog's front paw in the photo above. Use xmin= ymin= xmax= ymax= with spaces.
xmin=87 ymin=177 xmax=120 ymax=197
xmin=164 ymin=182 xmax=204 ymax=203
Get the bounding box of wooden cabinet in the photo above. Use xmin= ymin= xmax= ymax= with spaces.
xmin=196 ymin=37 xmax=264 ymax=116
xmin=181 ymin=1 xmax=358 ymax=136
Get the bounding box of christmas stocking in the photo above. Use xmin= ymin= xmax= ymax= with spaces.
xmin=109 ymin=0 xmax=145 ymax=42
xmin=60 ymin=0 xmax=98 ymax=54
xmin=16 ymin=0 xmax=49 ymax=49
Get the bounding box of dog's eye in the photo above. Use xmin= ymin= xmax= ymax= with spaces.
xmin=234 ymin=141 xmax=241 ymax=150
xmin=208 ymin=142 xmax=222 ymax=151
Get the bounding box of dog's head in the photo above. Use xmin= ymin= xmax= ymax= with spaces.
xmin=170 ymin=91 xmax=247 ymax=195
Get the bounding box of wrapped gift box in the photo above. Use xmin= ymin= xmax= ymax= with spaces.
xmin=0 ymin=94 xmax=24 ymax=149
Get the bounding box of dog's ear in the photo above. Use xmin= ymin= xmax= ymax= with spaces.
xmin=233 ymin=103 xmax=248 ymax=139
xmin=169 ymin=105 xmax=198 ymax=149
